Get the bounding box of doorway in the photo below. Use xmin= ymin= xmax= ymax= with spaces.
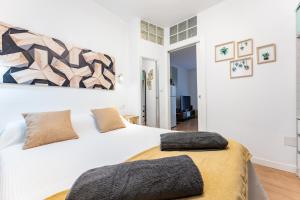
xmin=169 ymin=45 xmax=198 ymax=131
xmin=140 ymin=57 xmax=160 ymax=127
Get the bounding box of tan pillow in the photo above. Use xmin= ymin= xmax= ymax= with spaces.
xmin=23 ymin=110 xmax=78 ymax=149
xmin=91 ymin=107 xmax=126 ymax=133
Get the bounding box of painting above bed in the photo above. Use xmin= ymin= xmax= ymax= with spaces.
xmin=0 ymin=22 xmax=115 ymax=90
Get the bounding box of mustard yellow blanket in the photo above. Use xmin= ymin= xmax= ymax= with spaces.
xmin=46 ymin=140 xmax=251 ymax=200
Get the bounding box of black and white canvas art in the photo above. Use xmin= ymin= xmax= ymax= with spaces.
xmin=0 ymin=22 xmax=115 ymax=90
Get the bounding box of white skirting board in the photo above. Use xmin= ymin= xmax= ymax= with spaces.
xmin=251 ymin=157 xmax=297 ymax=174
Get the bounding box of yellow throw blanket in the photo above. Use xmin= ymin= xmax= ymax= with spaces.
xmin=46 ymin=140 xmax=251 ymax=200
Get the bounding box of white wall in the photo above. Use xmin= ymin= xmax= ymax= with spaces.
xmin=174 ymin=66 xmax=189 ymax=96
xmin=198 ymin=0 xmax=298 ymax=171
xmin=0 ymin=0 xmax=132 ymax=129
xmin=127 ymin=18 xmax=169 ymax=128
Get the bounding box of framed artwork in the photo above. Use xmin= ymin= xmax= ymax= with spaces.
xmin=257 ymin=44 xmax=277 ymax=64
xmin=237 ymin=39 xmax=253 ymax=57
xmin=0 ymin=21 xmax=116 ymax=90
xmin=230 ymin=57 xmax=253 ymax=79
xmin=215 ymin=41 xmax=235 ymax=62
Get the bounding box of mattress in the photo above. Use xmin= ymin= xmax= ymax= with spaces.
xmin=0 ymin=122 xmax=267 ymax=200
xmin=0 ymin=124 xmax=164 ymax=200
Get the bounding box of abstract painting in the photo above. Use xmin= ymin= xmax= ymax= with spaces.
xmin=215 ymin=41 xmax=235 ymax=62
xmin=237 ymin=39 xmax=253 ymax=58
xmin=230 ymin=57 xmax=253 ymax=79
xmin=257 ymin=44 xmax=276 ymax=64
xmin=0 ymin=22 xmax=115 ymax=90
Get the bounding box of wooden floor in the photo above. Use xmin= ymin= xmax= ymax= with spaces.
xmin=172 ymin=118 xmax=198 ymax=131
xmin=254 ymin=164 xmax=300 ymax=200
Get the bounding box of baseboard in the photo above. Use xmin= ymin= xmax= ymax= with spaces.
xmin=252 ymin=157 xmax=297 ymax=173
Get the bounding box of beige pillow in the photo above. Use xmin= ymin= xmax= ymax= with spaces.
xmin=91 ymin=107 xmax=126 ymax=133
xmin=23 ymin=110 xmax=78 ymax=149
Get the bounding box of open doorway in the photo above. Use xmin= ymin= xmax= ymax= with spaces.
xmin=169 ymin=45 xmax=198 ymax=131
xmin=140 ymin=57 xmax=160 ymax=128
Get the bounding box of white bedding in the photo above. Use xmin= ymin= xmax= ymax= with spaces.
xmin=0 ymin=123 xmax=168 ymax=200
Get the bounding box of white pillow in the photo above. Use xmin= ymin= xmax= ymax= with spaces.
xmin=0 ymin=120 xmax=26 ymax=150
xmin=71 ymin=113 xmax=99 ymax=136
xmin=71 ymin=113 xmax=131 ymax=135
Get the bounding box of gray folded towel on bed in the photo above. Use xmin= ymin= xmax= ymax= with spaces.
xmin=160 ymin=132 xmax=228 ymax=151
xmin=66 ymin=155 xmax=203 ymax=200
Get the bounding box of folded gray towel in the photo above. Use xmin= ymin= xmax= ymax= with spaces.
xmin=160 ymin=132 xmax=228 ymax=151
xmin=66 ymin=155 xmax=203 ymax=200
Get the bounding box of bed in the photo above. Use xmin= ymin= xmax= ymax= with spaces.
xmin=0 ymin=114 xmax=268 ymax=200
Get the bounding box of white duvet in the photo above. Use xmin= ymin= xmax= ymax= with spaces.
xmin=0 ymin=115 xmax=168 ymax=200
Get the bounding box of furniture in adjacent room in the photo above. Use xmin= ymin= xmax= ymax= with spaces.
xmin=176 ymin=96 xmax=196 ymax=121
xmin=123 ymin=115 xmax=139 ymax=124
xmin=176 ymin=110 xmax=196 ymax=121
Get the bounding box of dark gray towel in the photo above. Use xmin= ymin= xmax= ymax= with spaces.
xmin=66 ymin=155 xmax=203 ymax=200
xmin=160 ymin=132 xmax=228 ymax=151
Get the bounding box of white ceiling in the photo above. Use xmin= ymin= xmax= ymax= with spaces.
xmin=170 ymin=45 xmax=196 ymax=70
xmin=94 ymin=0 xmax=223 ymax=27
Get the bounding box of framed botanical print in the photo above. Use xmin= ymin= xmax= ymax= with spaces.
xmin=257 ymin=44 xmax=276 ymax=64
xmin=230 ymin=57 xmax=253 ymax=79
xmin=237 ymin=39 xmax=253 ymax=57
xmin=215 ymin=41 xmax=235 ymax=62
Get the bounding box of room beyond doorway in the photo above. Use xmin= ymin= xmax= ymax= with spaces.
xmin=169 ymin=45 xmax=198 ymax=132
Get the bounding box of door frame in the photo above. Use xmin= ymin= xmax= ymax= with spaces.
xmin=140 ymin=57 xmax=160 ymax=128
xmin=166 ymin=39 xmax=207 ymax=131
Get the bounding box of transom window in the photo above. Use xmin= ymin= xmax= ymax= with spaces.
xmin=169 ymin=16 xmax=197 ymax=44
xmin=141 ymin=20 xmax=164 ymax=45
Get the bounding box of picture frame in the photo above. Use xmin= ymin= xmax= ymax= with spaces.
xmin=215 ymin=41 xmax=235 ymax=62
xmin=257 ymin=44 xmax=277 ymax=64
xmin=230 ymin=57 xmax=253 ymax=79
xmin=237 ymin=39 xmax=253 ymax=58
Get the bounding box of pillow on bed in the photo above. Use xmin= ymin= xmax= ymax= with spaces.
xmin=23 ymin=110 xmax=79 ymax=149
xmin=91 ymin=107 xmax=126 ymax=133
xmin=71 ymin=113 xmax=99 ymax=136
xmin=0 ymin=120 xmax=26 ymax=150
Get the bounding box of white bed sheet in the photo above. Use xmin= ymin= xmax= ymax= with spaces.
xmin=0 ymin=124 xmax=167 ymax=200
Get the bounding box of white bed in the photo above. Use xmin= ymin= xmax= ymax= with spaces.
xmin=0 ymin=114 xmax=267 ymax=200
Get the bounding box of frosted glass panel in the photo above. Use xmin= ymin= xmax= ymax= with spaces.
xmin=141 ymin=31 xmax=148 ymax=40
xmin=178 ymin=31 xmax=187 ymax=41
xmin=178 ymin=21 xmax=187 ymax=32
xmin=169 ymin=16 xmax=197 ymax=44
xmin=149 ymin=24 xmax=156 ymax=35
xmin=188 ymin=16 xmax=197 ymax=28
xmin=140 ymin=20 xmax=164 ymax=45
xmin=157 ymin=36 xmax=163 ymax=45
xmin=141 ymin=21 xmax=148 ymax=32
xmin=170 ymin=35 xmax=177 ymax=44
xmin=188 ymin=27 xmax=197 ymax=38
xmin=157 ymin=27 xmax=164 ymax=37
xmin=170 ymin=25 xmax=177 ymax=35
